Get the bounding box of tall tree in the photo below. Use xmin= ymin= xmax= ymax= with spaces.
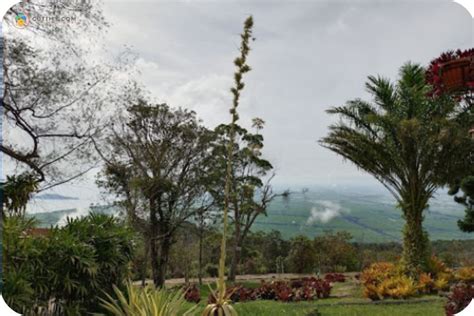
xmin=203 ymin=16 xmax=255 ymax=316
xmin=210 ymin=120 xmax=274 ymax=282
xmin=98 ymin=101 xmax=213 ymax=287
xmin=321 ymin=63 xmax=468 ymax=274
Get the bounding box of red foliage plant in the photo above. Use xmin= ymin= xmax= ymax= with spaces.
xmin=183 ymin=284 xmax=201 ymax=303
xmin=426 ymin=48 xmax=474 ymax=97
xmin=324 ymin=273 xmax=346 ymax=283
xmin=445 ymin=282 xmax=474 ymax=316
xmin=206 ymin=278 xmax=333 ymax=304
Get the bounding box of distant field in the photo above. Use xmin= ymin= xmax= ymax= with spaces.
xmin=252 ymin=186 xmax=472 ymax=242
xmin=29 ymin=186 xmax=473 ymax=243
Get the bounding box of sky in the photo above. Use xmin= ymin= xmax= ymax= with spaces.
xmin=6 ymin=0 xmax=474 ymax=205
xmin=97 ymin=0 xmax=473 ymax=189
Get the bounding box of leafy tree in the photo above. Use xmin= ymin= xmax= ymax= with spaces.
xmin=210 ymin=120 xmax=274 ymax=281
xmin=321 ymin=63 xmax=468 ymax=274
xmin=243 ymin=230 xmax=290 ymax=273
xmin=446 ymin=102 xmax=474 ymax=233
xmin=98 ymin=102 xmax=213 ymax=288
xmin=287 ymin=235 xmax=316 ymax=274
xmin=313 ymin=231 xmax=358 ymax=273
xmin=449 ymin=176 xmax=474 ymax=232
xmin=426 ymin=49 xmax=474 ymax=232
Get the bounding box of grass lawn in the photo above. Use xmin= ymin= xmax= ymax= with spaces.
xmin=232 ymin=300 xmax=445 ymax=316
xmin=183 ymin=277 xmax=447 ymax=316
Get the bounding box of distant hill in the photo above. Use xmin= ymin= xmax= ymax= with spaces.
xmin=34 ymin=194 xmax=79 ymax=200
xmin=29 ymin=205 xmax=117 ymax=227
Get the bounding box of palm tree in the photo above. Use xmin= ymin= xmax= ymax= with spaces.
xmin=321 ymin=63 xmax=466 ymax=275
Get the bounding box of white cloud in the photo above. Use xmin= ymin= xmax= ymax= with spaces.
xmin=307 ymin=201 xmax=347 ymax=224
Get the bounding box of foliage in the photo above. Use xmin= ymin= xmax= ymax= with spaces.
xmin=321 ymin=63 xmax=468 ymax=274
xmin=324 ymin=273 xmax=346 ymax=283
xmin=314 ymin=231 xmax=358 ymax=272
xmin=210 ymin=120 xmax=274 ymax=281
xmin=287 ymin=236 xmax=316 ymax=273
xmin=450 ymin=176 xmax=474 ymax=233
xmin=201 ymin=14 xmax=272 ymax=284
xmin=360 ymin=262 xmax=416 ymax=300
xmin=98 ymin=101 xmax=213 ymax=287
xmin=444 ymin=282 xmax=474 ymax=316
xmin=206 ymin=278 xmax=332 ymax=304
xmin=98 ymin=282 xmax=195 ymax=316
xmin=3 ymin=213 xmax=134 ymax=314
xmin=426 ymin=48 xmax=474 ymax=97
xmin=455 ymin=267 xmax=474 ymax=282
xmin=360 ymin=258 xmax=465 ymax=301
xmin=1 ymin=174 xmax=38 ymax=216
xmin=426 ymin=49 xmax=474 ymax=233
xmin=184 ymin=284 xmax=201 ymax=304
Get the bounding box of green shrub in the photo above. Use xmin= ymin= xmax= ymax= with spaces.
xmin=3 ymin=213 xmax=134 ymax=314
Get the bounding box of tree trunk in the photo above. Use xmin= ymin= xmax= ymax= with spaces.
xmin=141 ymin=241 xmax=149 ymax=287
xmin=401 ymin=206 xmax=430 ymax=276
xmin=198 ymin=228 xmax=203 ymax=286
xmin=149 ymin=237 xmax=161 ymax=286
xmin=155 ymin=235 xmax=172 ymax=288
xmin=229 ymin=233 xmax=242 ymax=282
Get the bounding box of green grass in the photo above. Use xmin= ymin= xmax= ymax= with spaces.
xmin=231 ymin=300 xmax=445 ymax=316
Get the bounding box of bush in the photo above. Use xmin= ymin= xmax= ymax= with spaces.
xmin=455 ymin=267 xmax=474 ymax=282
xmin=445 ymin=282 xmax=474 ymax=316
xmin=207 ymin=278 xmax=332 ymax=303
xmin=3 ymin=214 xmax=134 ymax=314
xmin=324 ymin=273 xmax=346 ymax=283
xmin=361 ymin=259 xmax=465 ymax=301
xmin=361 ymin=262 xmax=418 ymax=300
xmin=99 ymin=281 xmax=195 ymax=316
xmin=205 ymin=264 xmax=219 ymax=278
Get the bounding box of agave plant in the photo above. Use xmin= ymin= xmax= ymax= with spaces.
xmin=98 ymin=282 xmax=195 ymax=316
xmin=202 ymin=300 xmax=237 ymax=316
xmin=202 ymin=14 xmax=254 ymax=316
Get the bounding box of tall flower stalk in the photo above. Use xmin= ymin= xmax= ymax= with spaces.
xmin=202 ymin=15 xmax=254 ymax=316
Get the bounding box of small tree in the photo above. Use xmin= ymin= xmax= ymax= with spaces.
xmin=321 ymin=63 xmax=468 ymax=275
xmin=288 ymin=235 xmax=316 ymax=274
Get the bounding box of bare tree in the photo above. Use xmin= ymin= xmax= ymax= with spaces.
xmin=1 ymin=0 xmax=135 ymax=206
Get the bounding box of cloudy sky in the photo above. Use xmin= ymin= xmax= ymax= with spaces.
xmin=95 ymin=0 xmax=473 ymax=189
xmin=12 ymin=1 xmax=472 ymax=206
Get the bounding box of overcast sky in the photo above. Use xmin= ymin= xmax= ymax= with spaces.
xmin=94 ymin=0 xmax=472 ymax=189
xmin=13 ymin=1 xmax=473 ymax=205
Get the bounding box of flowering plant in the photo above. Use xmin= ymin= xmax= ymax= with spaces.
xmin=426 ymin=48 xmax=474 ymax=97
